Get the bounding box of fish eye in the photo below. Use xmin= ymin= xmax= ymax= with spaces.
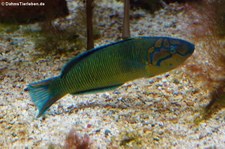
xmin=170 ymin=45 xmax=177 ymax=54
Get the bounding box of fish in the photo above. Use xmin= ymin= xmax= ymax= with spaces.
xmin=26 ymin=36 xmax=195 ymax=117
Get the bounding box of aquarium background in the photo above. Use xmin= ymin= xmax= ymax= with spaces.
xmin=0 ymin=0 xmax=225 ymax=148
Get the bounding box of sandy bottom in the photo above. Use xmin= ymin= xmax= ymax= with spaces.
xmin=0 ymin=1 xmax=224 ymax=148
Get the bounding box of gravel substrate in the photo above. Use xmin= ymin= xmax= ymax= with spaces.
xmin=0 ymin=0 xmax=225 ymax=148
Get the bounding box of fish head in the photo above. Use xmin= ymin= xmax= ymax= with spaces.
xmin=147 ymin=37 xmax=195 ymax=75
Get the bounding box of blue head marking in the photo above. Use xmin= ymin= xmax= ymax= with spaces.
xmin=148 ymin=37 xmax=195 ymax=67
xmin=169 ymin=45 xmax=177 ymax=54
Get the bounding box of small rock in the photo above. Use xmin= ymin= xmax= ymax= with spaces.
xmin=158 ymin=122 xmax=164 ymax=127
xmin=156 ymin=83 xmax=163 ymax=87
xmin=186 ymin=101 xmax=194 ymax=106
xmin=11 ymin=132 xmax=17 ymax=137
xmin=95 ymin=129 xmax=101 ymax=133
xmin=164 ymin=20 xmax=177 ymax=28
xmin=153 ymin=137 xmax=160 ymax=141
xmin=113 ymin=90 xmax=121 ymax=94
xmin=104 ymin=129 xmax=112 ymax=136
xmin=98 ymin=23 xmax=106 ymax=27
xmin=165 ymin=73 xmax=170 ymax=77
xmin=117 ymin=97 xmax=123 ymax=101
xmin=149 ymin=79 xmax=155 ymax=84
xmin=101 ymin=93 xmax=110 ymax=98
xmin=87 ymin=124 xmax=92 ymax=128
xmin=162 ymin=78 xmax=167 ymax=83
xmin=173 ymin=90 xmax=179 ymax=95
xmin=173 ymin=79 xmax=180 ymax=84
xmin=10 ymin=38 xmax=25 ymax=46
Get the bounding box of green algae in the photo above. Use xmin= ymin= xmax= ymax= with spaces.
xmin=118 ymin=131 xmax=142 ymax=148
xmin=23 ymin=24 xmax=85 ymax=56
xmin=0 ymin=23 xmax=20 ymax=34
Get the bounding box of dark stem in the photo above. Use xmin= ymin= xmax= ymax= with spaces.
xmin=122 ymin=0 xmax=130 ymax=39
xmin=86 ymin=0 xmax=94 ymax=50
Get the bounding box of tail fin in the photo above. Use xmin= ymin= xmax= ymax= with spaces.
xmin=26 ymin=76 xmax=65 ymax=117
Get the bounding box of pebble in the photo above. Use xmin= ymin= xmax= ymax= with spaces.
xmin=117 ymin=97 xmax=123 ymax=101
xmin=98 ymin=23 xmax=106 ymax=27
xmin=11 ymin=132 xmax=17 ymax=137
xmin=101 ymin=93 xmax=110 ymax=98
xmin=131 ymin=13 xmax=146 ymax=19
xmin=10 ymin=37 xmax=25 ymax=46
xmin=173 ymin=78 xmax=180 ymax=84
xmin=156 ymin=83 xmax=163 ymax=87
xmin=113 ymin=90 xmax=121 ymax=94
xmin=162 ymin=78 xmax=168 ymax=83
xmin=153 ymin=137 xmax=160 ymax=141
xmin=173 ymin=90 xmax=179 ymax=95
xmin=158 ymin=122 xmax=164 ymax=127
xmin=0 ymin=43 xmax=6 ymax=48
xmin=165 ymin=73 xmax=170 ymax=77
xmin=148 ymin=79 xmax=155 ymax=84
xmin=104 ymin=129 xmax=112 ymax=136
xmin=87 ymin=124 xmax=92 ymax=128
xmin=95 ymin=129 xmax=101 ymax=133
xmin=164 ymin=20 xmax=177 ymax=28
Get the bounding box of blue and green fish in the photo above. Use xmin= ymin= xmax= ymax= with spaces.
xmin=26 ymin=36 xmax=195 ymax=117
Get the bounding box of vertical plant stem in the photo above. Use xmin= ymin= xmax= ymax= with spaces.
xmin=122 ymin=0 xmax=130 ymax=39
xmin=86 ymin=0 xmax=94 ymax=50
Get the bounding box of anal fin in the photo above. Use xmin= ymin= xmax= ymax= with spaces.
xmin=70 ymin=84 xmax=122 ymax=95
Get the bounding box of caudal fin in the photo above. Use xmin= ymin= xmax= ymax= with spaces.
xmin=26 ymin=76 xmax=65 ymax=117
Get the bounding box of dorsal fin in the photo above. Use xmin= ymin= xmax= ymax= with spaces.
xmin=60 ymin=38 xmax=133 ymax=78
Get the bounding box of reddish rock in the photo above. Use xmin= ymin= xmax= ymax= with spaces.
xmin=0 ymin=0 xmax=68 ymax=24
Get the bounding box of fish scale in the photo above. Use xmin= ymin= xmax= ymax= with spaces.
xmin=26 ymin=36 xmax=195 ymax=117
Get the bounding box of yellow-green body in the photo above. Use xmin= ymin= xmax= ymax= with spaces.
xmin=59 ymin=38 xmax=150 ymax=94
xmin=27 ymin=37 xmax=195 ymax=117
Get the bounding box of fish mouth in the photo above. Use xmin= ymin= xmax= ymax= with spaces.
xmin=177 ymin=43 xmax=195 ymax=56
xmin=190 ymin=43 xmax=195 ymax=54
